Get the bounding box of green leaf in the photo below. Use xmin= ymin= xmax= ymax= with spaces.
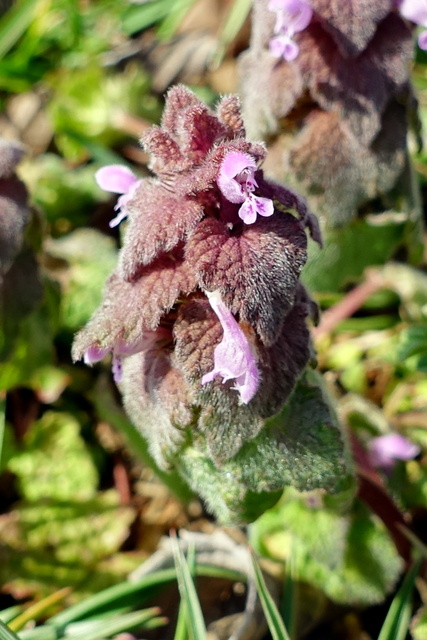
xmin=303 ymin=216 xmax=411 ymax=292
xmin=178 ymin=371 xmax=354 ymax=523
xmin=7 ymin=411 xmax=99 ymax=502
xmin=378 ymin=558 xmax=421 ymax=640
xmin=46 ymin=228 xmax=118 ymax=330
xmin=251 ymin=551 xmax=291 ymax=640
xmin=398 ymin=325 xmax=427 ymax=361
xmin=412 ymin=605 xmax=427 ymax=640
xmin=0 ymin=491 xmax=135 ymax=600
xmin=251 ymin=495 xmax=403 ymax=606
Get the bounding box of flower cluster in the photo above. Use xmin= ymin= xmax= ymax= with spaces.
xmin=73 ymin=86 xmax=319 ymax=468
xmin=268 ymin=0 xmax=313 ymax=61
xmin=239 ymin=0 xmax=417 ymax=227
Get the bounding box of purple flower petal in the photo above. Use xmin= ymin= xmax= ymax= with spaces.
xmin=268 ymin=0 xmax=313 ymax=34
xmin=95 ymin=165 xmax=138 ymax=195
xmin=218 ymin=151 xmax=257 ymax=203
xmin=218 ymin=151 xmax=274 ymax=224
xmin=269 ymin=34 xmax=300 ymax=61
xmin=368 ymin=433 xmax=420 ymax=471
xmin=238 ymin=194 xmax=275 ymax=224
xmin=84 ymin=344 xmax=110 ymax=365
xmin=418 ymin=29 xmax=427 ymax=48
xmin=398 ymin=0 xmax=427 ymax=26
xmin=201 ymin=290 xmax=260 ymax=404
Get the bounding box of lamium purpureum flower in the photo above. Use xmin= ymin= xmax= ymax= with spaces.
xmin=218 ymin=151 xmax=274 ymax=224
xmin=71 ymin=86 xmax=352 ymax=525
xmin=398 ymin=0 xmax=427 ymax=49
xmin=268 ymin=0 xmax=313 ymax=61
xmin=201 ymin=290 xmax=260 ymax=403
xmin=95 ymin=164 xmax=140 ymax=227
xmin=368 ymin=433 xmax=420 ymax=472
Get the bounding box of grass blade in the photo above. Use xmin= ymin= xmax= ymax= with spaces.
xmin=171 ymin=535 xmax=207 ymax=640
xmin=0 ymin=609 xmax=22 ymax=625
xmin=64 ymin=608 xmax=164 ymax=640
xmin=280 ymin=546 xmax=297 ymax=640
xmin=49 ymin=565 xmax=245 ymax=631
xmin=250 ymin=550 xmax=291 ymax=640
xmin=16 ymin=626 xmax=57 ymax=640
xmin=0 ymin=0 xmax=39 ymax=58
xmin=8 ymin=589 xmax=71 ymax=632
xmin=0 ymin=621 xmax=20 ymax=640
xmin=211 ymin=0 xmax=252 ymax=68
xmin=377 ymin=558 xmax=422 ymax=640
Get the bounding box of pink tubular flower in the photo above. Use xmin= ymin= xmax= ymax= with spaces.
xmin=268 ymin=0 xmax=313 ymax=61
xmin=84 ymin=340 xmax=138 ymax=383
xmin=398 ymin=0 xmax=427 ymax=49
xmin=95 ymin=165 xmax=140 ymax=227
xmin=201 ymin=290 xmax=260 ymax=404
xmin=218 ymin=151 xmax=274 ymax=224
xmin=84 ymin=330 xmax=169 ymax=384
xmin=368 ymin=433 xmax=420 ymax=472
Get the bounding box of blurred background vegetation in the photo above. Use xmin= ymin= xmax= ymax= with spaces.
xmin=1 ymin=1 xmax=427 ymax=639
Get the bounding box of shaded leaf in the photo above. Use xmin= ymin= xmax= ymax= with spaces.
xmin=310 ymin=0 xmax=391 ymax=56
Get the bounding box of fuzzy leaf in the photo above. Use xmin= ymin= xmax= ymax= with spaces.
xmin=253 ymin=495 xmax=402 ymax=606
xmin=173 ymin=295 xmax=312 ymax=461
xmin=310 ymin=0 xmax=392 ymax=56
xmin=297 ymin=14 xmax=413 ymax=144
xmin=176 ymin=372 xmax=353 ymax=523
xmin=0 ymin=176 xmax=29 ymax=274
xmin=185 ymin=213 xmax=307 ymax=345
xmin=121 ymin=350 xmax=196 ymax=469
xmin=119 ymin=180 xmax=204 ymax=281
xmin=73 ymin=252 xmax=197 ymax=360
xmin=7 ymin=411 xmax=99 ymax=501
xmin=216 ymin=94 xmax=246 ymax=138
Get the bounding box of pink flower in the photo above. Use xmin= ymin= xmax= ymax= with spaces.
xmin=201 ymin=290 xmax=260 ymax=404
xmin=398 ymin=0 xmax=427 ymax=49
xmin=368 ymin=433 xmax=420 ymax=471
xmin=95 ymin=165 xmax=140 ymax=227
xmin=268 ymin=0 xmax=313 ymax=61
xmin=84 ymin=330 xmax=168 ymax=383
xmin=217 ymin=151 xmax=274 ymax=224
xmin=269 ymin=33 xmax=300 ymax=61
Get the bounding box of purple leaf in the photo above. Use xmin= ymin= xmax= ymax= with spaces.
xmin=186 ymin=213 xmax=307 ymax=345
xmin=119 ymin=180 xmax=204 ymax=281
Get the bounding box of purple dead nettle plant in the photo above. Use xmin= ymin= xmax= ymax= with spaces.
xmin=73 ymin=86 xmax=351 ymax=522
xmin=239 ymin=0 xmax=422 ymax=237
